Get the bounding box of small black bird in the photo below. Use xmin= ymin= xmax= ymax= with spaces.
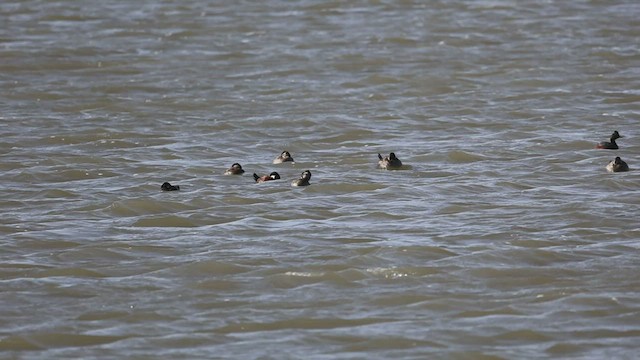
xmin=161 ymin=182 xmax=180 ymax=191
xmin=596 ymin=131 xmax=622 ymax=150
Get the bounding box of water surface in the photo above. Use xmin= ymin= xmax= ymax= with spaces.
xmin=2 ymin=1 xmax=640 ymax=358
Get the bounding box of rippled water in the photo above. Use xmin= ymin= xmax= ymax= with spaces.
xmin=2 ymin=1 xmax=640 ymax=358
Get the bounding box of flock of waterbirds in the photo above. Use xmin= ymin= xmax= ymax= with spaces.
xmin=160 ymin=131 xmax=629 ymax=191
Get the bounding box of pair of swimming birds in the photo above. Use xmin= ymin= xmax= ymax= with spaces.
xmin=597 ymin=131 xmax=630 ymax=173
xmin=252 ymin=170 xmax=312 ymax=186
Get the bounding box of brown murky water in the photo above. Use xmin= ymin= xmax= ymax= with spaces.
xmin=2 ymin=1 xmax=640 ymax=358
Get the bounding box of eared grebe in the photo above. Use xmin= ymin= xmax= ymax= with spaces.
xmin=253 ymin=171 xmax=281 ymax=183
xmin=224 ymin=163 xmax=245 ymax=175
xmin=378 ymin=152 xmax=403 ymax=170
xmin=161 ymin=182 xmax=180 ymax=191
xmin=596 ymin=131 xmax=622 ymax=150
xmin=273 ymin=151 xmax=294 ymax=164
xmin=291 ymin=170 xmax=312 ymax=186
xmin=606 ymin=156 xmax=629 ymax=172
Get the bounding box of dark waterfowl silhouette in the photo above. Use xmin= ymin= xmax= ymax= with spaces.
xmin=161 ymin=182 xmax=180 ymax=191
xmin=596 ymin=131 xmax=622 ymax=150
